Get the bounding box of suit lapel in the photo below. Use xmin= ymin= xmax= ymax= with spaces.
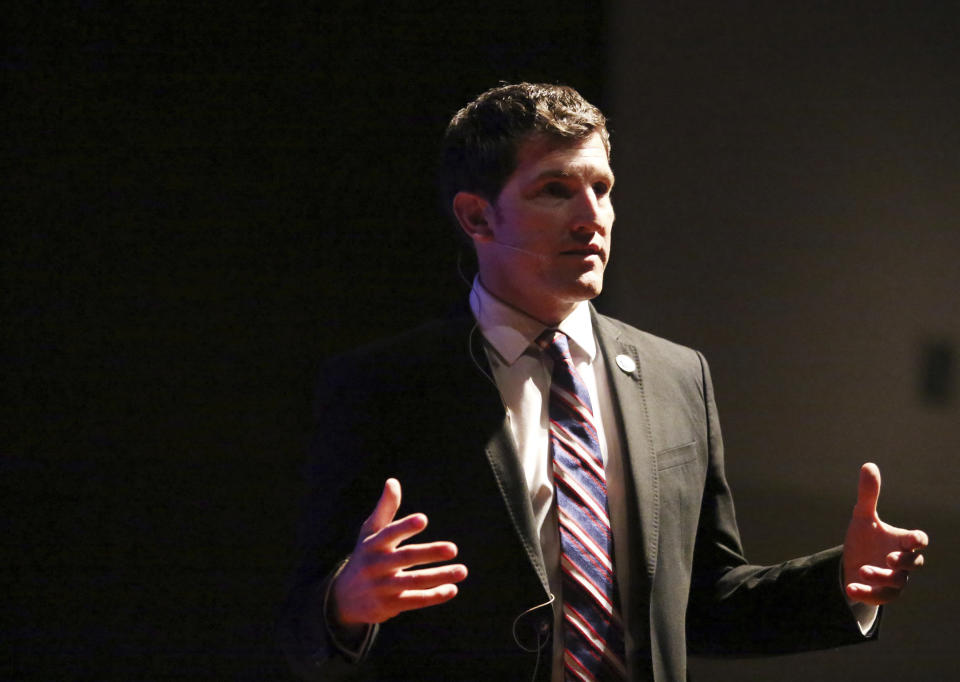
xmin=454 ymin=303 xmax=669 ymax=614
xmin=453 ymin=315 xmax=551 ymax=596
xmin=459 ymin=306 xmax=661 ymax=595
xmin=593 ymin=310 xmax=660 ymax=583
xmin=483 ymin=418 xmax=552 ymax=595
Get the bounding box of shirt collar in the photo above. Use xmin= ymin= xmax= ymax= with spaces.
xmin=469 ymin=276 xmax=597 ymax=365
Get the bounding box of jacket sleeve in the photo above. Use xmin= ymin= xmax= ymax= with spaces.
xmin=277 ymin=360 xmax=386 ymax=680
xmin=277 ymin=559 xmax=379 ymax=680
xmin=685 ymin=352 xmax=878 ymax=655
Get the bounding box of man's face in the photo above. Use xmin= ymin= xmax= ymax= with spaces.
xmin=478 ymin=131 xmax=615 ymax=323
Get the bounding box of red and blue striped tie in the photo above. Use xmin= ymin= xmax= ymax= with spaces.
xmin=538 ymin=330 xmax=626 ymax=681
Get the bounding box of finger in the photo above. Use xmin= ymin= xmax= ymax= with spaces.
xmin=390 ymin=563 xmax=469 ymax=591
xmin=846 ymin=582 xmax=902 ymax=606
xmin=390 ymin=584 xmax=461 ymax=615
xmin=853 ymin=462 xmax=881 ymax=519
xmin=886 ymin=550 xmax=925 ymax=571
xmin=378 ymin=541 xmax=459 ymax=571
xmin=858 ymin=565 xmax=909 ymax=589
xmin=898 ymin=530 xmax=929 ymax=551
xmin=367 ymin=513 xmax=429 ymax=551
xmin=360 ymin=478 xmax=402 ymax=538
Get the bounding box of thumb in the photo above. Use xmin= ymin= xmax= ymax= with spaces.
xmin=360 ymin=478 xmax=402 ymax=538
xmin=853 ymin=462 xmax=881 ymax=519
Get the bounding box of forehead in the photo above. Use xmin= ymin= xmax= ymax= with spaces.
xmin=510 ymin=132 xmax=613 ymax=183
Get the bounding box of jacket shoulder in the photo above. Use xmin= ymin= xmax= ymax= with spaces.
xmin=594 ymin=311 xmax=704 ymax=366
xmin=310 ymin=313 xmax=481 ymax=422
xmin=322 ymin=313 xmax=473 ymax=376
xmin=592 ymin=309 xmax=713 ymax=410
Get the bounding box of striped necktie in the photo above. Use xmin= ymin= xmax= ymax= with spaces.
xmin=538 ymin=330 xmax=626 ymax=681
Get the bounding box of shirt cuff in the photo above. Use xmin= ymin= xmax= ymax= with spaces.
xmin=847 ymin=599 xmax=880 ymax=635
xmin=323 ymin=558 xmax=379 ymax=663
xmin=838 ymin=561 xmax=879 ymax=635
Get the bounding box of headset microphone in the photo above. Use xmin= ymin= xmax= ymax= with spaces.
xmin=487 ymin=240 xmax=552 ymax=260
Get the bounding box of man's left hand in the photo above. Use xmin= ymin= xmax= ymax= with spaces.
xmin=843 ymin=462 xmax=929 ymax=605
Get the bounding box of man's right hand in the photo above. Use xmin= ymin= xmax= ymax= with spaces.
xmin=330 ymin=478 xmax=468 ymax=625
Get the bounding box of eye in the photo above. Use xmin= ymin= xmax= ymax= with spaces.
xmin=542 ymin=182 xmax=572 ymax=198
xmin=593 ymin=181 xmax=610 ymax=197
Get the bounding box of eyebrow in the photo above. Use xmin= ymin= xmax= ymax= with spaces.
xmin=532 ymin=167 xmax=615 ymax=183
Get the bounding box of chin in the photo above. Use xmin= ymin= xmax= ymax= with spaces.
xmin=561 ymin=277 xmax=603 ymax=303
xmin=578 ymin=271 xmax=605 ymax=297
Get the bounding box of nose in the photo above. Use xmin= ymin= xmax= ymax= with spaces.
xmin=572 ymin=187 xmax=612 ymax=236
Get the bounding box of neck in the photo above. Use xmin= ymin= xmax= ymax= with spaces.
xmin=477 ymin=275 xmax=578 ymax=327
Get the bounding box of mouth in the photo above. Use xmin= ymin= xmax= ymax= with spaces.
xmin=560 ymin=244 xmax=605 ymax=262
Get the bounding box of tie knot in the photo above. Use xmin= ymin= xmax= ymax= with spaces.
xmin=536 ymin=329 xmax=571 ymax=361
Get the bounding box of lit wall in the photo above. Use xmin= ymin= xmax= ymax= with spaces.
xmin=604 ymin=3 xmax=958 ymax=679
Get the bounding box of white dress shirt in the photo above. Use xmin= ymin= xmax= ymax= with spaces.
xmin=469 ymin=277 xmax=628 ymax=680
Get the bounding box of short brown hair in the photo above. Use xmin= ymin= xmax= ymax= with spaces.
xmin=439 ymin=83 xmax=609 ymax=218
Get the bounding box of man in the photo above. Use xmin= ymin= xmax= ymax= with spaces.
xmin=279 ymin=83 xmax=928 ymax=681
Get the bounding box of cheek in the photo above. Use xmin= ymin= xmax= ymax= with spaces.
xmin=601 ymin=204 xmax=615 ymax=227
xmin=511 ymin=219 xmax=552 ymax=245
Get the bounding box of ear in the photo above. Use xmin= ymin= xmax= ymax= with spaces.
xmin=452 ymin=191 xmax=495 ymax=244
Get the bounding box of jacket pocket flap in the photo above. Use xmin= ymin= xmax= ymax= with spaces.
xmin=655 ymin=440 xmax=698 ymax=471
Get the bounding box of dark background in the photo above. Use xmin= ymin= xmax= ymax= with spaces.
xmin=6 ymin=1 xmax=957 ymax=680
xmin=6 ymin=2 xmax=607 ymax=680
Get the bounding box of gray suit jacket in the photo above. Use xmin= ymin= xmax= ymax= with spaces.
xmin=279 ymin=306 xmax=872 ymax=681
